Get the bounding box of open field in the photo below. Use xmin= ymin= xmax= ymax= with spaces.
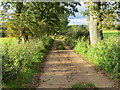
xmin=0 ymin=37 xmax=16 ymax=42
xmin=103 ymin=30 xmax=120 ymax=38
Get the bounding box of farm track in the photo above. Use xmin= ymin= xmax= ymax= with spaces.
xmin=37 ymin=40 xmax=117 ymax=88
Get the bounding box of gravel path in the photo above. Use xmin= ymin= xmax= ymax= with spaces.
xmin=37 ymin=40 xmax=117 ymax=88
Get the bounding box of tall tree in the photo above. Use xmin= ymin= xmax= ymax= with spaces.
xmin=1 ymin=2 xmax=80 ymax=42
xmin=84 ymin=1 xmax=118 ymax=45
xmin=89 ymin=2 xmax=101 ymax=45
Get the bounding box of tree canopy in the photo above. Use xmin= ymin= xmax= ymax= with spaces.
xmin=1 ymin=2 xmax=80 ymax=41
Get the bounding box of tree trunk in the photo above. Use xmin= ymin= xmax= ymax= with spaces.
xmin=16 ymin=2 xmax=23 ymax=44
xmin=89 ymin=2 xmax=103 ymax=45
xmin=89 ymin=14 xmax=98 ymax=45
xmin=24 ymin=35 xmax=29 ymax=42
xmin=97 ymin=2 xmax=103 ymax=40
xmin=98 ymin=30 xmax=103 ymax=40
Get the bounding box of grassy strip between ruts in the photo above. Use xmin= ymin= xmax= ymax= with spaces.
xmin=56 ymin=41 xmax=65 ymax=50
xmin=1 ymin=37 xmax=54 ymax=88
xmin=71 ymin=82 xmax=96 ymax=88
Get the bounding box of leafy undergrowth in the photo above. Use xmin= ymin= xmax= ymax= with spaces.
xmin=66 ymin=36 xmax=120 ymax=86
xmin=71 ymin=83 xmax=96 ymax=88
xmin=2 ymin=37 xmax=54 ymax=88
xmin=56 ymin=41 xmax=65 ymax=50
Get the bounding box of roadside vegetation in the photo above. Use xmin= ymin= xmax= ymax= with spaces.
xmin=65 ymin=25 xmax=120 ymax=86
xmin=2 ymin=37 xmax=53 ymax=88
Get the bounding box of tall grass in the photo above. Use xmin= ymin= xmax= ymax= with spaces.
xmin=1 ymin=37 xmax=53 ymax=88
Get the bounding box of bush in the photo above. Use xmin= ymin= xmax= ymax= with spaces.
xmin=2 ymin=37 xmax=53 ymax=88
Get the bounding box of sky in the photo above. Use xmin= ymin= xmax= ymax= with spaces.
xmin=68 ymin=3 xmax=88 ymax=26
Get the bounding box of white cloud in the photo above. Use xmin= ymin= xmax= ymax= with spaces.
xmin=68 ymin=3 xmax=88 ymax=26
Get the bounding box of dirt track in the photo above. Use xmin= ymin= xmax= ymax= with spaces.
xmin=37 ymin=40 xmax=117 ymax=88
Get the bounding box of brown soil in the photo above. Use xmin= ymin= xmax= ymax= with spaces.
xmin=37 ymin=40 xmax=117 ymax=88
